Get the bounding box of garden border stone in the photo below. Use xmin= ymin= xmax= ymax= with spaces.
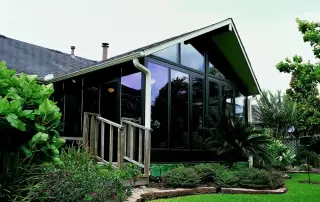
xmin=220 ymin=187 xmax=287 ymax=194
xmin=126 ymin=186 xmax=287 ymax=201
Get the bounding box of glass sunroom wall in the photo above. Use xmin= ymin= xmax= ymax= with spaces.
xmin=181 ymin=42 xmax=205 ymax=72
xmin=148 ymin=62 xmax=169 ymax=148
xmin=235 ymin=90 xmax=245 ymax=123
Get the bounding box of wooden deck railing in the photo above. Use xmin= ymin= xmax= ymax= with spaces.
xmin=82 ymin=112 xmax=152 ymax=176
xmin=121 ymin=119 xmax=152 ymax=176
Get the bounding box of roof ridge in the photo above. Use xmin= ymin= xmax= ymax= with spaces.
xmin=0 ymin=34 xmax=97 ymax=63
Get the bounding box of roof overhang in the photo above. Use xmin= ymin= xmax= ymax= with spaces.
xmin=212 ymin=22 xmax=261 ymax=95
xmin=44 ymin=18 xmax=261 ymax=96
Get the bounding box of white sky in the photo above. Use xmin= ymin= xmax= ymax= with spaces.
xmin=1 ymin=0 xmax=320 ymax=92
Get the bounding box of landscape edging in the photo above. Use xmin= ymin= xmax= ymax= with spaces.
xmin=126 ymin=186 xmax=287 ymax=201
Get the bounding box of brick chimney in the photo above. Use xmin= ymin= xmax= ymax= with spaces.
xmin=71 ymin=46 xmax=75 ymax=57
xmin=102 ymin=43 xmax=109 ymax=60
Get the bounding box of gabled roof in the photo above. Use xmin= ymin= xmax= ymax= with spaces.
xmin=46 ymin=18 xmax=260 ymax=95
xmin=0 ymin=35 xmax=97 ymax=78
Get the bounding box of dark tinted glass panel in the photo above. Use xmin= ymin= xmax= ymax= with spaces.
xmin=192 ymin=77 xmax=204 ymax=149
xmin=208 ymin=81 xmax=220 ymax=119
xmin=171 ymin=70 xmax=189 ymax=148
xmin=148 ymin=62 xmax=169 ymax=148
xmin=153 ymin=45 xmax=178 ymax=63
xmin=64 ymin=78 xmax=82 ymax=137
xmin=209 ymin=62 xmax=225 ymax=79
xmin=121 ymin=73 xmax=142 ymax=120
xmin=235 ymin=90 xmax=245 ymax=123
xmin=181 ymin=43 xmax=204 ymax=72
xmin=222 ymin=86 xmax=234 ymax=117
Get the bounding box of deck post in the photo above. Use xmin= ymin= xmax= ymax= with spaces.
xmin=144 ymin=129 xmax=151 ymax=176
xmin=109 ymin=125 xmax=114 ymax=165
xmin=138 ymin=128 xmax=143 ymax=163
xmin=94 ymin=119 xmax=99 ymax=156
xmin=89 ymin=115 xmax=96 ymax=155
xmin=100 ymin=122 xmax=105 ymax=160
xmin=82 ymin=113 xmax=89 ymax=149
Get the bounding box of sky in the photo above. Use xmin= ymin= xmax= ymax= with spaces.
xmin=1 ymin=0 xmax=320 ymax=93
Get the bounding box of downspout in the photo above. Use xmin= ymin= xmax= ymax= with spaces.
xmin=132 ymin=58 xmax=151 ymax=129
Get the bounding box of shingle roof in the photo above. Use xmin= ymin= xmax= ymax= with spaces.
xmin=0 ymin=35 xmax=97 ymax=78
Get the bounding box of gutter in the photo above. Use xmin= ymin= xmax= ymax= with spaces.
xmin=132 ymin=58 xmax=151 ymax=129
xmin=44 ymin=52 xmax=143 ymax=83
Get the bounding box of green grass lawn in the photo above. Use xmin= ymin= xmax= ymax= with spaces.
xmin=154 ymin=173 xmax=320 ymax=202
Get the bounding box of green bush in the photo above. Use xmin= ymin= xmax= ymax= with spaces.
xmin=163 ymin=166 xmax=201 ymax=188
xmin=28 ymin=147 xmax=136 ymax=202
xmin=215 ymin=170 xmax=240 ymax=188
xmin=299 ymin=163 xmax=312 ymax=171
xmin=193 ymin=163 xmax=226 ymax=183
xmin=237 ymin=168 xmax=284 ymax=189
xmin=267 ymin=139 xmax=295 ymax=170
xmin=0 ymin=150 xmax=41 ymax=201
xmin=0 ymin=61 xmax=64 ymax=164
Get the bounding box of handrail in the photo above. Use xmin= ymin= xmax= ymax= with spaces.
xmin=97 ymin=116 xmax=124 ymax=129
xmin=84 ymin=112 xmax=101 ymax=116
xmin=122 ymin=120 xmax=152 ymax=131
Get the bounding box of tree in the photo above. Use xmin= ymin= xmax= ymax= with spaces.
xmin=276 ymin=18 xmax=320 ymax=136
xmin=255 ymin=90 xmax=300 ymax=139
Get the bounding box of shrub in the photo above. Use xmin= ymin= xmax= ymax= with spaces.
xmin=299 ymin=163 xmax=312 ymax=171
xmin=0 ymin=150 xmax=41 ymax=201
xmin=214 ymin=170 xmax=240 ymax=188
xmin=28 ymin=147 xmax=136 ymax=202
xmin=267 ymin=139 xmax=295 ymax=170
xmin=0 ymin=61 xmax=64 ymax=164
xmin=163 ymin=166 xmax=201 ymax=188
xmin=237 ymin=168 xmax=284 ymax=189
xmin=193 ymin=163 xmax=226 ymax=183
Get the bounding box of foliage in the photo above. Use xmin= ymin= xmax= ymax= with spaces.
xmin=267 ymin=139 xmax=296 ymax=170
xmin=299 ymin=163 xmax=312 ymax=171
xmin=214 ymin=170 xmax=240 ymax=188
xmin=163 ymin=166 xmax=201 ymax=188
xmin=203 ymin=113 xmax=272 ymax=165
xmin=276 ymin=19 xmax=320 ymax=135
xmin=0 ymin=61 xmax=64 ymax=163
xmin=28 ymin=146 xmax=137 ymax=202
xmin=296 ymin=146 xmax=320 ymax=167
xmin=255 ymin=90 xmax=299 ymax=139
xmin=193 ymin=163 xmax=226 ymax=184
xmin=237 ymin=168 xmax=284 ymax=189
xmin=153 ymin=173 xmax=320 ymax=202
xmin=0 ymin=149 xmax=42 ymax=202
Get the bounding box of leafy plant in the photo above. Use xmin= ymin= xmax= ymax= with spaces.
xmin=237 ymin=168 xmax=284 ymax=189
xmin=0 ymin=61 xmax=64 ymax=163
xmin=163 ymin=166 xmax=201 ymax=188
xmin=203 ymin=113 xmax=272 ymax=165
xmin=214 ymin=170 xmax=240 ymax=188
xmin=267 ymin=139 xmax=296 ymax=170
xmin=276 ymin=19 xmax=320 ymax=135
xmin=193 ymin=163 xmax=226 ymax=184
xmin=254 ymin=90 xmax=300 ymax=139
xmin=28 ymin=146 xmax=133 ymax=202
xmin=0 ymin=149 xmax=42 ymax=202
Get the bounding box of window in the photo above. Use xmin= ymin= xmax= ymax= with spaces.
xmin=181 ymin=43 xmax=204 ymax=72
xmin=192 ymin=77 xmax=204 ymax=149
xmin=235 ymin=90 xmax=245 ymax=123
xmin=148 ymin=62 xmax=169 ymax=148
xmin=208 ymin=81 xmax=220 ymax=119
xmin=121 ymin=72 xmax=142 ymax=120
xmin=209 ymin=62 xmax=225 ymax=79
xmin=153 ymin=45 xmax=178 ymax=63
xmin=171 ymin=69 xmax=189 ymax=148
xmin=222 ymin=86 xmax=234 ymax=117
